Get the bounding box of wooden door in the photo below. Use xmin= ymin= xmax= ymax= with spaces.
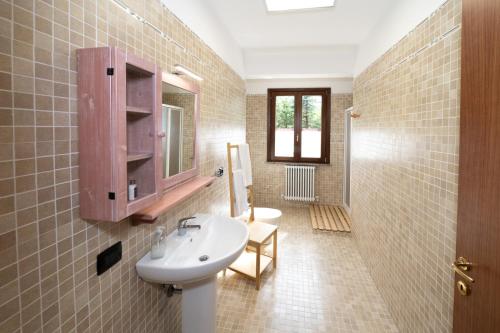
xmin=453 ymin=0 xmax=500 ymax=331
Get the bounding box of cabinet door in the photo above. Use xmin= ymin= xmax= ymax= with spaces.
xmin=77 ymin=47 xmax=116 ymax=221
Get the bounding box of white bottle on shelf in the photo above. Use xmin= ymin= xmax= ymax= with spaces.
xmin=128 ymin=180 xmax=137 ymax=201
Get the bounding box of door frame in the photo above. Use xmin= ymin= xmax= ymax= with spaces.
xmin=162 ymin=104 xmax=184 ymax=177
xmin=343 ymin=106 xmax=353 ymax=215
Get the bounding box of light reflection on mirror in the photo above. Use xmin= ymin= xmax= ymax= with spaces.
xmin=161 ymin=82 xmax=195 ymax=178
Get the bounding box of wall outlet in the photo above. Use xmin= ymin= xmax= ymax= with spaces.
xmin=97 ymin=241 xmax=122 ymax=276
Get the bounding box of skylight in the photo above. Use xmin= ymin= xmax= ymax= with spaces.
xmin=265 ymin=0 xmax=335 ymax=12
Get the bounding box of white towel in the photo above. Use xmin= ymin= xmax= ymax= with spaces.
xmin=237 ymin=144 xmax=253 ymax=186
xmin=232 ymin=169 xmax=249 ymax=217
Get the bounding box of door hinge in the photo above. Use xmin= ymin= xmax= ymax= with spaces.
xmin=106 ymin=68 xmax=114 ymax=76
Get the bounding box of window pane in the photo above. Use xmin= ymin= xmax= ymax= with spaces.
xmin=301 ymin=95 xmax=322 ymax=158
xmin=275 ymin=96 xmax=295 ymax=157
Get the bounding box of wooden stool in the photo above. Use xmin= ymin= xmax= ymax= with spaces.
xmin=228 ymin=221 xmax=278 ymax=290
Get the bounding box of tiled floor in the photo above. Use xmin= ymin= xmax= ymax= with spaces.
xmin=216 ymin=207 xmax=399 ymax=333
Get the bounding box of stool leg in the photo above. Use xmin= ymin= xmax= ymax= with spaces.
xmin=256 ymin=245 xmax=261 ymax=290
xmin=273 ymin=230 xmax=277 ymax=269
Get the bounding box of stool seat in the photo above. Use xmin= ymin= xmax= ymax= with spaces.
xmin=247 ymin=221 xmax=278 ymax=246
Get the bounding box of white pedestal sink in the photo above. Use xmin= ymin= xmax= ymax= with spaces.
xmin=136 ymin=214 xmax=249 ymax=333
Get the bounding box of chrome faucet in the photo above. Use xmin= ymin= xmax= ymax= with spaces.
xmin=177 ymin=217 xmax=201 ymax=236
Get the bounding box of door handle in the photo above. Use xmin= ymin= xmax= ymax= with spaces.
xmin=452 ymin=257 xmax=474 ymax=284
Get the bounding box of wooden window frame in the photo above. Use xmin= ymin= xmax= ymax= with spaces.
xmin=267 ymin=88 xmax=331 ymax=164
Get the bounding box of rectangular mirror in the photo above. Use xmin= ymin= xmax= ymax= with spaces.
xmin=159 ymin=73 xmax=200 ymax=190
xmin=162 ymin=84 xmax=195 ymax=177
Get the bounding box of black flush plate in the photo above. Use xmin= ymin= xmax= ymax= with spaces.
xmin=97 ymin=241 xmax=122 ymax=276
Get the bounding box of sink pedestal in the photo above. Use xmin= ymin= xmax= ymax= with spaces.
xmin=182 ymin=276 xmax=217 ymax=333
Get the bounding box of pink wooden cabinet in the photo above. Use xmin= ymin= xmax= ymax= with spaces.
xmin=77 ymin=47 xmax=161 ymax=222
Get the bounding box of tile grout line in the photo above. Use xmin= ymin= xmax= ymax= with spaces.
xmin=51 ymin=0 xmax=63 ymax=329
xmin=11 ymin=0 xmax=22 ymax=330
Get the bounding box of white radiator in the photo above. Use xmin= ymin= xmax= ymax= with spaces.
xmin=284 ymin=165 xmax=316 ymax=202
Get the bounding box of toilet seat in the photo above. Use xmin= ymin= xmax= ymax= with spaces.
xmin=239 ymin=207 xmax=282 ymax=225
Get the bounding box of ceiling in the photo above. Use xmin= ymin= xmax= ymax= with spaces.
xmin=205 ymin=0 xmax=395 ymax=49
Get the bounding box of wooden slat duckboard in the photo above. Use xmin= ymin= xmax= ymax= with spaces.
xmin=309 ymin=205 xmax=351 ymax=232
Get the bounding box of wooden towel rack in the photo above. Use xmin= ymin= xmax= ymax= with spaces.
xmin=226 ymin=142 xmax=278 ymax=290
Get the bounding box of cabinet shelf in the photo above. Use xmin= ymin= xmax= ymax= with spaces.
xmin=131 ymin=176 xmax=215 ymax=224
xmin=126 ymin=105 xmax=152 ymax=115
xmin=127 ymin=153 xmax=153 ymax=162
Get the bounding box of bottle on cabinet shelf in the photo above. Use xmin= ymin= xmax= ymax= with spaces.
xmin=128 ymin=180 xmax=137 ymax=201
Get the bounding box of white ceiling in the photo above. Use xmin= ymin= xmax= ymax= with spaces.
xmin=165 ymin=0 xmax=446 ymax=79
xmin=244 ymin=45 xmax=357 ymax=79
xmin=205 ymin=0 xmax=395 ymax=49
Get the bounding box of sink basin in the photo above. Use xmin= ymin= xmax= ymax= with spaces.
xmin=136 ymin=214 xmax=249 ymax=284
xmin=136 ymin=214 xmax=249 ymax=333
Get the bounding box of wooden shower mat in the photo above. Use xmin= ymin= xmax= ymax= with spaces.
xmin=309 ymin=205 xmax=351 ymax=232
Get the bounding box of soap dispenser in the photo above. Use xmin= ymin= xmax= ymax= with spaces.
xmin=151 ymin=226 xmax=166 ymax=259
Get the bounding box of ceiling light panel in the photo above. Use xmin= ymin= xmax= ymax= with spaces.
xmin=265 ymin=0 xmax=335 ymax=12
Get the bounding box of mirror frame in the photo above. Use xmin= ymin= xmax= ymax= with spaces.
xmin=158 ymin=72 xmax=200 ymax=191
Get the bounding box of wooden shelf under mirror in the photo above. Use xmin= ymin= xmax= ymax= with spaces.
xmin=131 ymin=176 xmax=215 ymax=224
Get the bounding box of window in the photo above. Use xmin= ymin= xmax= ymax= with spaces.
xmin=265 ymin=0 xmax=336 ymax=12
xmin=267 ymin=88 xmax=331 ymax=164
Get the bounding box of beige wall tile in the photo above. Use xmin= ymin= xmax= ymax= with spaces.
xmin=0 ymin=196 xmax=14 ymax=215
xmin=13 ymin=74 xmax=34 ymax=93
xmin=16 ymin=206 xmax=37 ymax=227
xmin=0 ymin=144 xmax=13 ymax=161
xmin=14 ymin=110 xmax=35 ymax=126
xmin=0 ymin=36 xmax=12 ymax=55
xmin=14 ymin=92 xmax=33 ymax=109
xmin=15 ymin=174 xmax=35 ymax=193
xmin=0 ymin=230 xmax=15 ymax=252
xmin=0 ymin=126 xmax=12 ymax=143
xmin=0 ymin=161 xmax=13 ymax=178
xmin=0 ymin=91 xmax=13 ymax=108
xmin=0 ymin=298 xmax=20 ymax=324
xmin=0 ymin=109 xmax=13 ymax=126
xmin=0 ymin=72 xmax=11 ymax=90
xmin=0 ymin=54 xmax=11 ymax=72
xmin=0 ymin=178 xmax=14 ymax=197
xmin=0 ymin=1 xmax=12 ymax=21
xmin=0 ymin=279 xmax=18 ymax=306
